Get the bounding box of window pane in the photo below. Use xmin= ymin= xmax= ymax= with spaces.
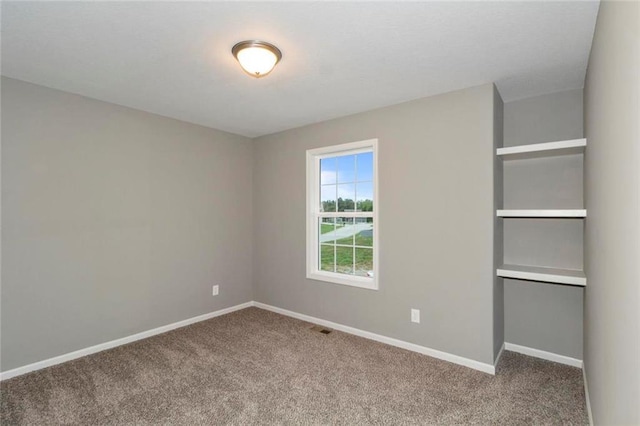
xmin=320 ymin=157 xmax=336 ymax=185
xmin=320 ymin=244 xmax=335 ymax=272
xmin=336 ymin=246 xmax=354 ymax=275
xmin=337 ymin=184 xmax=355 ymax=212
xmin=320 ymin=185 xmax=336 ymax=212
xmin=354 ymin=218 xmax=373 ymax=247
xmin=337 ymin=154 xmax=356 ymax=183
xmin=335 ymin=217 xmax=355 ymax=245
xmin=319 ymin=218 xmax=336 ymax=243
xmin=356 ymin=152 xmax=373 ymax=182
xmin=356 ymin=181 xmax=373 ymax=212
xmin=355 ymin=247 xmax=373 ymax=277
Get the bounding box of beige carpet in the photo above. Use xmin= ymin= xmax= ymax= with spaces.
xmin=1 ymin=307 xmax=587 ymax=425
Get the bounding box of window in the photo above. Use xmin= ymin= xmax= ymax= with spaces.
xmin=306 ymin=139 xmax=378 ymax=290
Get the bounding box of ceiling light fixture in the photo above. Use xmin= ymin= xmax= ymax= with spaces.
xmin=232 ymin=40 xmax=282 ymax=78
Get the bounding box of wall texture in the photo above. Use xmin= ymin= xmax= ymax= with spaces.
xmin=583 ymin=1 xmax=640 ymax=424
xmin=502 ymin=89 xmax=585 ymax=359
xmin=253 ymin=84 xmax=500 ymax=365
xmin=1 ymin=77 xmax=254 ymax=371
xmin=492 ymin=85 xmax=505 ymax=360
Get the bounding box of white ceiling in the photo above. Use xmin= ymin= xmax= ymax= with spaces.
xmin=1 ymin=1 xmax=599 ymax=138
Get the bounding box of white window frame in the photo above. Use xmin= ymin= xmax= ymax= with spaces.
xmin=306 ymin=138 xmax=379 ymax=290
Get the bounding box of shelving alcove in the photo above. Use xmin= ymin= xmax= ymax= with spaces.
xmin=497 ymin=138 xmax=587 ymax=287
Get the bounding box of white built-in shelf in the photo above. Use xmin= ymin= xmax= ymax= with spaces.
xmin=497 ymin=209 xmax=587 ymax=218
xmin=498 ymin=264 xmax=586 ymax=286
xmin=497 ymin=138 xmax=586 ymax=160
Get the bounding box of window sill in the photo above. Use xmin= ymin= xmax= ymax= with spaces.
xmin=307 ymin=271 xmax=378 ymax=290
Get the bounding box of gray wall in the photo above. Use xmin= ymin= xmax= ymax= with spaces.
xmin=502 ymin=89 xmax=585 ymax=359
xmin=584 ymin=1 xmax=640 ymax=424
xmin=253 ymin=84 xmax=500 ymax=365
xmin=493 ymin=86 xmax=505 ymax=360
xmin=1 ymin=77 xmax=254 ymax=371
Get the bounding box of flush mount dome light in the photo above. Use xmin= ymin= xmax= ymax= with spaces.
xmin=232 ymin=40 xmax=282 ymax=78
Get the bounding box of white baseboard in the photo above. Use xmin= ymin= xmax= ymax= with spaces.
xmin=253 ymin=302 xmax=496 ymax=375
xmin=1 ymin=300 xmax=505 ymax=381
xmin=0 ymin=301 xmax=253 ymax=381
xmin=583 ymin=364 xmax=594 ymax=426
xmin=504 ymin=342 xmax=583 ymax=368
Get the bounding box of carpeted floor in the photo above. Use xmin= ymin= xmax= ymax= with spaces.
xmin=1 ymin=307 xmax=588 ymax=425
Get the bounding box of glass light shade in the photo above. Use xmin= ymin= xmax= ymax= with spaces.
xmin=232 ymin=41 xmax=282 ymax=78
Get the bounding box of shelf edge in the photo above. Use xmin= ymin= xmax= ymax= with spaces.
xmin=497 ymin=138 xmax=586 ymax=157
xmin=496 ymin=209 xmax=587 ymax=218
xmin=497 ymin=267 xmax=586 ymax=286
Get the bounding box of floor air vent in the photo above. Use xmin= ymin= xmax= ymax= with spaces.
xmin=310 ymin=325 xmax=333 ymax=334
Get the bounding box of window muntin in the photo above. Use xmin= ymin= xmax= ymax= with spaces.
xmin=306 ymin=139 xmax=378 ymax=290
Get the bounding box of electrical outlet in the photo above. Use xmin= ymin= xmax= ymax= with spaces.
xmin=411 ymin=309 xmax=420 ymax=323
xmin=212 ymin=285 xmax=219 ymax=296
